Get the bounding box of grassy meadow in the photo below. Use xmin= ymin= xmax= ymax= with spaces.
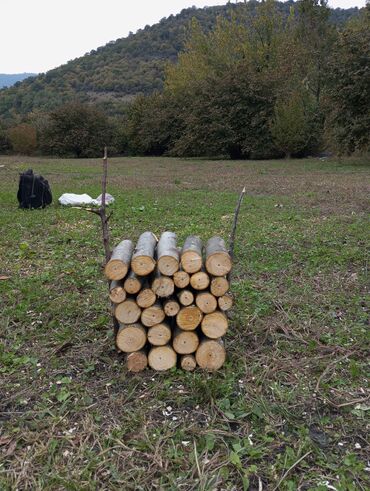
xmin=0 ymin=155 xmax=369 ymax=490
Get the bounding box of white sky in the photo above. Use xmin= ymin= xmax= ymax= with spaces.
xmin=0 ymin=0 xmax=366 ymax=73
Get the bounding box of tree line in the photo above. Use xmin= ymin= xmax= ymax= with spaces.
xmin=0 ymin=0 xmax=368 ymax=159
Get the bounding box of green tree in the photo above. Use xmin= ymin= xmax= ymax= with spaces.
xmin=40 ymin=103 xmax=113 ymax=157
xmin=8 ymin=123 xmax=37 ymax=155
xmin=325 ymin=6 xmax=370 ymax=154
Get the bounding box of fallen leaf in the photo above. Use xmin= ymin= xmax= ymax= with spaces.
xmin=0 ymin=437 xmax=12 ymax=446
xmin=6 ymin=440 xmax=17 ymax=456
xmin=0 ymin=275 xmax=10 ymax=281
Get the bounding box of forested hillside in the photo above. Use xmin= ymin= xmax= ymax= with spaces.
xmin=0 ymin=73 xmax=36 ymax=89
xmin=0 ymin=1 xmax=359 ymax=121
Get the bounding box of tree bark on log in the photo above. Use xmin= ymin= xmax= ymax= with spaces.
xmin=210 ymin=276 xmax=230 ymax=297
xmin=127 ymin=350 xmax=148 ymax=372
xmin=181 ymin=236 xmax=203 ymax=273
xmin=148 ymin=345 xmax=177 ymax=371
xmin=201 ymin=311 xmax=228 ymax=338
xmin=180 ymin=354 xmax=197 ymax=371
xmin=115 ymin=299 xmax=141 ymax=324
xmin=141 ymin=303 xmax=166 ymax=327
xmin=195 ymin=292 xmax=217 ymax=314
xmin=157 ymin=231 xmax=180 ymax=276
xmin=152 ymin=270 xmax=175 ymax=298
xmin=195 ymin=338 xmax=226 ymax=371
xmin=176 ymin=306 xmax=203 ymax=331
xmin=116 ymin=324 xmax=147 ymax=353
xmin=148 ymin=322 xmax=172 ymax=346
xmin=205 ymin=237 xmax=232 ymax=277
xmin=218 ymin=294 xmax=233 ymax=312
xmin=173 ymin=269 xmax=190 ymax=289
xmin=123 ymin=270 xmax=143 ymax=295
xmin=131 ymin=231 xmax=157 ymax=276
xmin=163 ymin=298 xmax=181 ymax=317
xmin=104 ymin=240 xmax=134 ymax=280
xmin=177 ymin=289 xmax=194 ymax=306
xmin=109 ymin=280 xmax=126 ymax=304
xmin=190 ymin=271 xmax=210 ymax=290
xmin=173 ymin=328 xmax=199 ymax=354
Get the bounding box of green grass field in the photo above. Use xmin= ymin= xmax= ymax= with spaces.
xmin=0 ymin=155 xmax=369 ymax=490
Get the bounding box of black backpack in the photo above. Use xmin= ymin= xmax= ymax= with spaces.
xmin=17 ymin=169 xmax=52 ymax=209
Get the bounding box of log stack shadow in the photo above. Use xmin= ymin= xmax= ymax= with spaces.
xmin=105 ymin=232 xmax=233 ymax=372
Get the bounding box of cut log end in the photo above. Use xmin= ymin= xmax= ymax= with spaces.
xmin=178 ymin=289 xmax=194 ymax=307
xmin=180 ymin=354 xmax=197 ymax=372
xmin=115 ymin=299 xmax=141 ymax=324
xmin=148 ymin=323 xmax=172 ymax=346
xmin=136 ymin=288 xmax=156 ymax=309
xmin=127 ymin=350 xmax=148 ymax=372
xmin=201 ymin=311 xmax=228 ymax=338
xmin=196 ymin=339 xmax=226 ymax=371
xmin=218 ymin=294 xmax=233 ymax=312
xmin=109 ymin=281 xmax=126 ymax=304
xmin=205 ymin=237 xmax=232 ymax=276
xmin=148 ymin=346 xmax=177 ymax=371
xmin=173 ymin=329 xmax=199 ymax=355
xmin=105 ymin=260 xmax=129 ymax=281
xmin=163 ymin=299 xmax=181 ymax=317
xmin=181 ymin=236 xmax=203 ymax=273
xmin=190 ymin=271 xmax=210 ymax=291
xmin=116 ymin=324 xmax=147 ymax=353
xmin=173 ymin=270 xmax=190 ymax=289
xmin=158 ymin=256 xmax=179 ymax=276
xmin=124 ymin=272 xmax=143 ymax=295
xmin=131 ymin=256 xmax=156 ymax=276
xmin=195 ymin=292 xmax=217 ymax=314
xmin=141 ymin=304 xmax=166 ymax=327
xmin=210 ymin=277 xmax=230 ymax=297
xmin=152 ymin=275 xmax=175 ymax=298
xmin=176 ymin=306 xmax=203 ymax=331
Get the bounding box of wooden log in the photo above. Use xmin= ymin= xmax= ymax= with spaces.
xmin=173 ymin=269 xmax=190 ymax=288
xmin=109 ymin=280 xmax=126 ymax=304
xmin=181 ymin=236 xmax=203 ymax=273
xmin=177 ymin=289 xmax=194 ymax=307
xmin=195 ymin=338 xmax=226 ymax=371
xmin=173 ymin=328 xmax=199 ymax=355
xmin=127 ymin=350 xmax=148 ymax=372
xmin=131 ymin=232 xmax=157 ymax=276
xmin=180 ymin=354 xmax=197 ymax=372
xmin=218 ymin=294 xmax=233 ymax=312
xmin=163 ymin=298 xmax=181 ymax=317
xmin=123 ymin=270 xmax=143 ymax=295
xmin=148 ymin=323 xmax=172 ymax=346
xmin=136 ymin=283 xmax=156 ymax=309
xmin=148 ymin=345 xmax=177 ymax=371
xmin=210 ymin=276 xmax=230 ymax=297
xmin=190 ymin=271 xmax=210 ymax=291
xmin=201 ymin=311 xmax=228 ymax=338
xmin=157 ymin=231 xmax=180 ymax=276
xmin=152 ymin=270 xmax=175 ymax=298
xmin=141 ymin=303 xmax=165 ymax=327
xmin=176 ymin=306 xmax=203 ymax=331
xmin=115 ymin=299 xmax=141 ymax=324
xmin=116 ymin=324 xmax=146 ymax=353
xmin=195 ymin=292 xmax=217 ymax=314
xmin=205 ymin=237 xmax=232 ymax=277
xmin=104 ymin=239 xmax=134 ymax=280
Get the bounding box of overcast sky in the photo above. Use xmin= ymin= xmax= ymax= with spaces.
xmin=0 ymin=0 xmax=366 ymax=73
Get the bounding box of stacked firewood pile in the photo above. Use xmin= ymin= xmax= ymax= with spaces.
xmin=104 ymin=232 xmax=233 ymax=372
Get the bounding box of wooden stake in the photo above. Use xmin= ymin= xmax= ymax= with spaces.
xmin=228 ymin=186 xmax=246 ymax=282
xmin=131 ymin=231 xmax=157 ymax=276
xmin=157 ymin=231 xmax=180 ymax=276
xmin=181 ymin=236 xmax=203 ymax=273
xmin=148 ymin=345 xmax=177 ymax=371
xmin=127 ymin=350 xmax=148 ymax=372
xmin=176 ymin=306 xmax=203 ymax=331
xmin=148 ymin=323 xmax=172 ymax=346
xmin=201 ymin=311 xmax=228 ymax=338
xmin=116 ymin=324 xmax=147 ymax=353
xmin=195 ymin=339 xmax=226 ymax=371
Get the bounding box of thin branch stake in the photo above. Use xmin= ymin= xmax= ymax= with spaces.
xmin=227 ymin=186 xmax=246 ymax=283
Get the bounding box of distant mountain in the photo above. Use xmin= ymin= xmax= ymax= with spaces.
xmin=0 ymin=1 xmax=360 ymax=121
xmin=0 ymin=73 xmax=36 ymax=89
